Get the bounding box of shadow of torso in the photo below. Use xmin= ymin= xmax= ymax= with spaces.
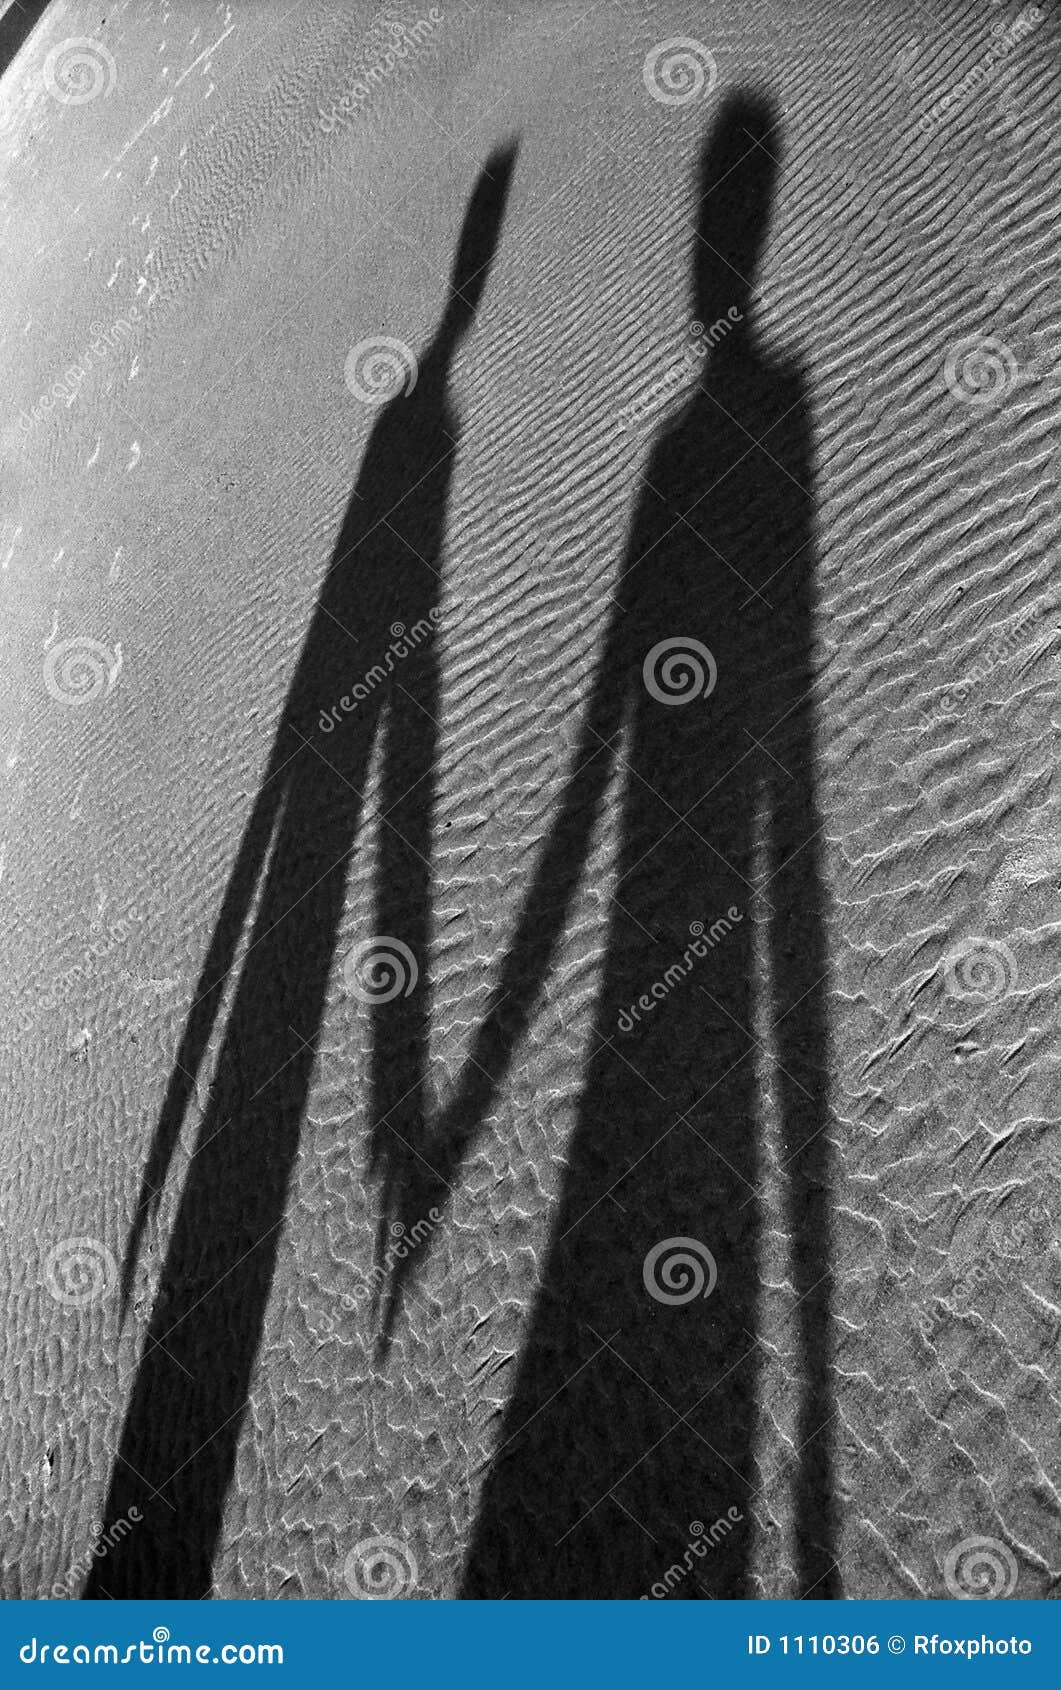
xmin=84 ymin=354 xmax=454 ymax=1598
xmin=86 ymin=146 xmax=524 ymax=1600
xmin=462 ymin=323 xmax=818 ymax=1598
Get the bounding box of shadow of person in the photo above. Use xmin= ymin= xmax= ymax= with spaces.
xmin=408 ymin=93 xmax=833 ymax=1597
xmin=83 ymin=143 xmax=518 ymax=1600
xmin=0 ymin=1 xmax=50 ymax=82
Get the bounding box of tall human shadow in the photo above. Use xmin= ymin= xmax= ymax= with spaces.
xmin=83 ymin=143 xmax=518 ymax=1599
xmin=404 ymin=93 xmax=833 ymax=1596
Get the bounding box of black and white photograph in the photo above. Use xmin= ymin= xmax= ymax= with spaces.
xmin=1 ymin=0 xmax=1059 ymax=1619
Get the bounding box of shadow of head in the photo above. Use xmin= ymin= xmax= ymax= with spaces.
xmin=694 ymin=92 xmax=781 ymax=331
xmin=438 ymin=140 xmax=520 ymax=341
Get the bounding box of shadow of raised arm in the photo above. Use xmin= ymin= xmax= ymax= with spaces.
xmin=378 ymin=596 xmax=633 ymax=1337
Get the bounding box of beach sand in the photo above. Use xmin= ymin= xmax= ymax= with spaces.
xmin=1 ymin=0 xmax=1059 ymax=1598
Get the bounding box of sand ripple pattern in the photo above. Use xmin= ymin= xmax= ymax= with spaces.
xmin=2 ymin=0 xmax=1060 ymax=1603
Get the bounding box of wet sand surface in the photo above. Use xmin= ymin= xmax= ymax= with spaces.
xmin=1 ymin=0 xmax=1060 ymax=1599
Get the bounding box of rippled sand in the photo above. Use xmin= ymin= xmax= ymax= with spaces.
xmin=1 ymin=0 xmax=1059 ymax=1599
